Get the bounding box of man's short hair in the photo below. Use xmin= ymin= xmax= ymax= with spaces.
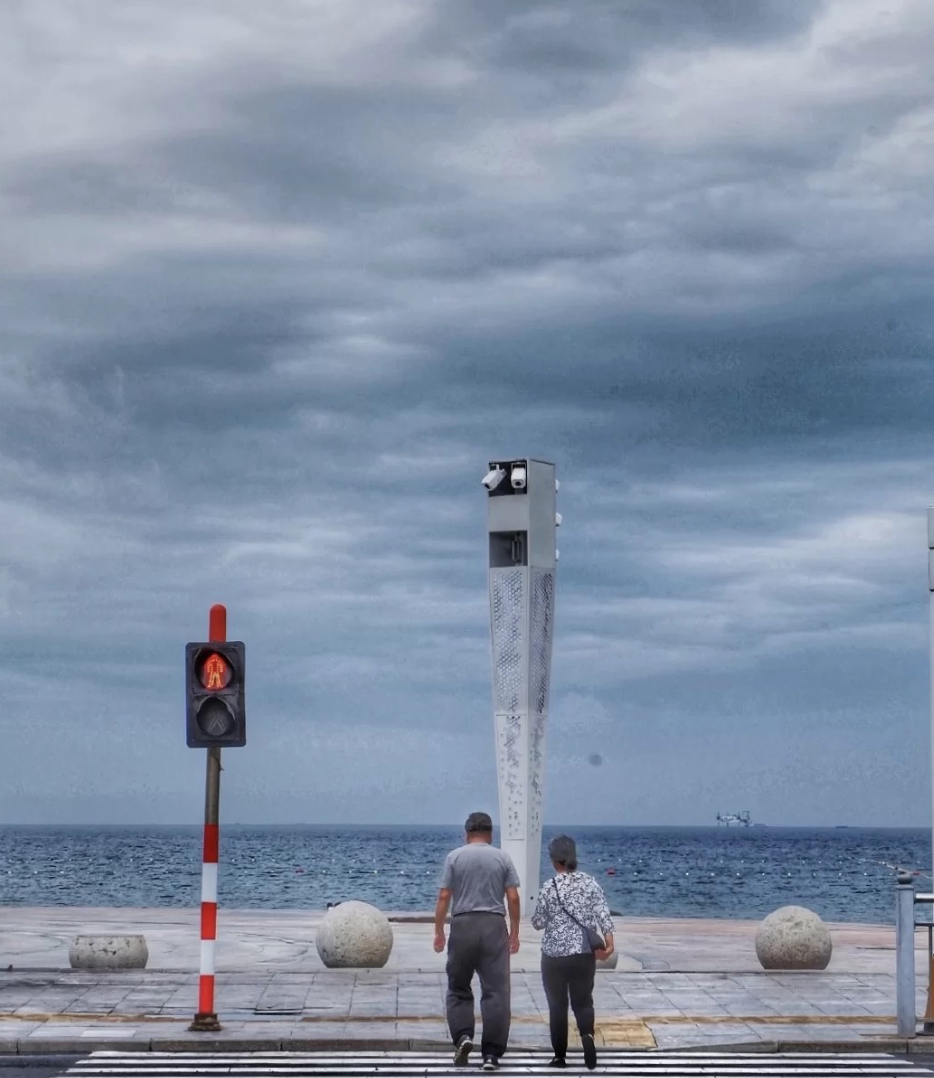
xmin=465 ymin=811 xmax=493 ymax=833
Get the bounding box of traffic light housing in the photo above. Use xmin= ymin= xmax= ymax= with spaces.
xmin=185 ymin=641 xmax=246 ymax=747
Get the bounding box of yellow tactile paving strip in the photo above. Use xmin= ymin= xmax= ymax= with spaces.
xmin=0 ymin=1012 xmax=177 ymax=1023
xmin=0 ymin=1009 xmax=660 ymax=1049
xmin=0 ymin=1007 xmax=896 ymax=1048
xmin=572 ymin=1020 xmax=657 ymax=1049
xmin=643 ymin=1014 xmax=895 ymax=1025
xmin=0 ymin=1010 xmax=897 ymax=1025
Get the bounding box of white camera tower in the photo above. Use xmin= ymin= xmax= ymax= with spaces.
xmin=483 ymin=458 xmax=558 ymax=917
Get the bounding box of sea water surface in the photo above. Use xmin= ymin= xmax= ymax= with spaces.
xmin=0 ymin=824 xmax=927 ymax=923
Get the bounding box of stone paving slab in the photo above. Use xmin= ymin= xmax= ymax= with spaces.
xmin=0 ymin=907 xmax=922 ymax=974
xmin=0 ymin=968 xmax=925 ymax=1054
xmin=0 ymin=909 xmax=931 ymax=1053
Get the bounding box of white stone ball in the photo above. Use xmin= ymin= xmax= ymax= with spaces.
xmin=315 ymin=900 xmax=394 ymax=968
xmin=755 ymin=905 xmax=832 ymax=970
xmin=69 ymin=935 xmax=149 ymax=970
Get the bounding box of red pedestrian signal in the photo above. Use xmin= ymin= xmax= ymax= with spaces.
xmin=185 ymin=642 xmax=246 ymax=747
xmin=198 ymin=652 xmax=231 ymax=691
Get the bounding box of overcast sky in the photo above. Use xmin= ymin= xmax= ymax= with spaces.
xmin=1 ymin=0 xmax=932 ymax=827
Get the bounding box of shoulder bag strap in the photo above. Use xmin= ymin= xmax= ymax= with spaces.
xmin=551 ymin=876 xmax=591 ymax=935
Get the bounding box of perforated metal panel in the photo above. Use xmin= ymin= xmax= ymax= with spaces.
xmin=495 ymin=711 xmax=526 ymax=841
xmin=490 ymin=568 xmax=526 ymax=712
xmin=529 ymin=568 xmax=555 ymax=716
xmin=528 ymin=711 xmax=547 ymax=841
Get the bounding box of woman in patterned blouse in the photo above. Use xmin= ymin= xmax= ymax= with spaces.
xmin=531 ymin=834 xmax=615 ymax=1070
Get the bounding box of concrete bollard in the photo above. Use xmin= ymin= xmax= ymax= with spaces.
xmin=69 ymin=935 xmax=149 ymax=970
xmin=316 ymin=901 xmax=393 ymax=968
xmin=754 ymin=906 xmax=832 ymax=970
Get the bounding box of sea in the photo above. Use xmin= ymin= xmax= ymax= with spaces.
xmin=0 ymin=825 xmax=928 ymax=924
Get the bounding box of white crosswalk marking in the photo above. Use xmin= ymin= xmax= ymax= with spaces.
xmin=58 ymin=1051 xmax=934 ymax=1077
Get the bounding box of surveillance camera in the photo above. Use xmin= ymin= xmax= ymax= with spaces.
xmin=555 ymin=479 xmax=560 ymax=492
xmin=510 ymin=464 xmax=527 ymax=489
xmin=555 ymin=549 xmax=560 ymax=561
xmin=555 ymin=513 xmax=562 ymax=527
xmin=482 ymin=466 xmax=506 ymax=491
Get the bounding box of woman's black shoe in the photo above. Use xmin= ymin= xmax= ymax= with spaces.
xmin=548 ymin=1057 xmax=566 ymax=1068
xmin=582 ymin=1033 xmax=597 ymax=1071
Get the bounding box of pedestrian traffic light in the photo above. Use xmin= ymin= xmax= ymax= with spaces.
xmin=185 ymin=641 xmax=246 ymax=747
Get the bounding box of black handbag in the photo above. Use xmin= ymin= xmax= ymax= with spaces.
xmin=552 ymin=878 xmax=605 ymax=953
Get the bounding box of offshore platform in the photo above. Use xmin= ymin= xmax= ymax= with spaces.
xmin=716 ymin=810 xmax=752 ymax=827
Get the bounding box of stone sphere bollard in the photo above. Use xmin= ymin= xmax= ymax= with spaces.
xmin=69 ymin=935 xmax=149 ymax=970
xmin=316 ymin=900 xmax=394 ymax=968
xmin=755 ymin=905 xmax=832 ymax=970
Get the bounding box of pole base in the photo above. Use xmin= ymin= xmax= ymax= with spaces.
xmin=189 ymin=1012 xmax=222 ymax=1032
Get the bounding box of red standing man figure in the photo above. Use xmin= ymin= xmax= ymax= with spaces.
xmin=202 ymin=653 xmax=228 ymax=690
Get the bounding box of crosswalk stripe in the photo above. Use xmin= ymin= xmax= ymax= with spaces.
xmin=57 ymin=1051 xmax=934 ymax=1077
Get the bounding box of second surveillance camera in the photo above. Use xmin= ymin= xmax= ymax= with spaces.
xmin=482 ymin=466 xmax=506 ymax=491
xmin=510 ymin=464 xmax=527 ymax=489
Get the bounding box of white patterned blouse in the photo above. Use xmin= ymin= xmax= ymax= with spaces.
xmin=531 ymin=871 xmax=615 ymax=958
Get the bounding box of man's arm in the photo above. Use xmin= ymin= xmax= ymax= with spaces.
xmin=433 ymin=853 xmax=454 ymax=953
xmin=502 ymin=853 xmax=522 ymax=954
xmin=433 ymin=888 xmax=452 ymax=953
xmin=505 ymin=885 xmax=521 ymax=954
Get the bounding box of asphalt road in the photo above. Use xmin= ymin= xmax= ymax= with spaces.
xmin=0 ymin=1059 xmax=81 ymax=1078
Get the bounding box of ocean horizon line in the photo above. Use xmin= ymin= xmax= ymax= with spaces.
xmin=0 ymin=821 xmax=927 ymax=830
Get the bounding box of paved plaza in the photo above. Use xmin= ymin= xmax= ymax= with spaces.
xmin=0 ymin=908 xmax=930 ymax=1055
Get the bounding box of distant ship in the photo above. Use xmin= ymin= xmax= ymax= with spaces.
xmin=716 ymin=810 xmax=752 ymax=827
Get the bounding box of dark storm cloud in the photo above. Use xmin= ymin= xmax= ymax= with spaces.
xmin=0 ymin=0 xmax=931 ymax=825
xmin=418 ymin=0 xmax=823 ymax=78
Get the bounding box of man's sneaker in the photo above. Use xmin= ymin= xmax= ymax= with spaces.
xmin=582 ymin=1033 xmax=597 ymax=1071
xmin=453 ymin=1035 xmax=473 ymax=1066
xmin=548 ymin=1057 xmax=566 ymax=1068
xmin=482 ymin=1056 xmax=499 ymax=1071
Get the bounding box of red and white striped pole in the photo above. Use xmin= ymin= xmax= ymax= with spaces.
xmin=190 ymin=603 xmax=225 ymax=1033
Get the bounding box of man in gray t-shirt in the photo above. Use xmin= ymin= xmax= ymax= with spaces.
xmin=434 ymin=811 xmax=520 ymax=1070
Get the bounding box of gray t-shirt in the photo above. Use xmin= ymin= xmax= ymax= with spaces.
xmin=440 ymin=842 xmax=520 ymax=916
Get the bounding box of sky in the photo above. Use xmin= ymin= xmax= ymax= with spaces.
xmin=0 ymin=0 xmax=932 ymax=827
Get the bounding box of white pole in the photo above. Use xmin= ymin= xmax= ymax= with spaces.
xmin=485 ymin=459 xmax=556 ymax=919
xmin=922 ymin=507 xmax=934 ymax=1034
xmin=928 ymin=508 xmax=934 ymax=888
xmin=896 ymin=873 xmax=917 ymax=1037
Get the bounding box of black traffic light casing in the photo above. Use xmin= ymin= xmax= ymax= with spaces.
xmin=185 ymin=641 xmax=246 ymax=747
